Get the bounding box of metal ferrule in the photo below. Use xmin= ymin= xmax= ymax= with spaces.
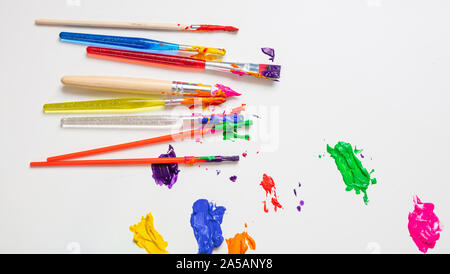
xmin=205 ymin=61 xmax=259 ymax=74
xmin=188 ymin=25 xmax=201 ymax=30
xmin=164 ymin=98 xmax=184 ymax=106
xmin=171 ymin=81 xmax=212 ymax=95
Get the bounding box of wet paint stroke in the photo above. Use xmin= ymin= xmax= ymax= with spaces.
xmin=229 ymin=175 xmax=237 ymax=182
xmin=129 ymin=212 xmax=169 ymax=254
xmin=261 ymin=47 xmax=275 ymax=62
xmin=327 ymin=141 xmax=377 ymax=205
xmin=226 ymin=230 xmax=256 ymax=254
xmin=293 ymin=181 xmax=305 ymax=212
xmin=260 ymin=173 xmax=283 ymax=213
xmin=213 ymin=84 xmax=241 ymax=98
xmin=190 ymin=199 xmax=226 ymax=254
xmin=151 ymin=145 xmax=180 ymax=189
xmin=408 ymin=196 xmax=442 ymax=253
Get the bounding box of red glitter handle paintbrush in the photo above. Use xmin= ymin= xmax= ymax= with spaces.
xmin=86 ymin=47 xmax=281 ymax=81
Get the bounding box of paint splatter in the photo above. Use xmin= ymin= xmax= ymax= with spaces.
xmin=327 ymin=141 xmax=377 ymax=205
xmin=294 ymin=181 xmax=305 ymax=212
xmin=226 ymin=231 xmax=256 ymax=254
xmin=231 ymin=104 xmax=246 ymax=115
xmin=260 ymin=173 xmax=283 ymax=212
xmin=261 ymin=47 xmax=275 ymax=62
xmin=242 ymin=151 xmax=248 ymax=157
xmin=229 ymin=175 xmax=237 ymax=182
xmin=129 ymin=212 xmax=168 ymax=254
xmin=151 ymin=145 xmax=180 ymax=189
xmin=408 ymin=196 xmax=442 ymax=253
xmin=216 ymin=170 xmax=221 ymax=175
xmin=190 ymin=199 xmax=226 ymax=254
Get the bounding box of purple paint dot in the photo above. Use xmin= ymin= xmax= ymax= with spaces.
xmin=216 ymin=170 xmax=221 ymax=175
xmin=293 ymin=189 xmax=297 ymax=196
xmin=300 ymin=200 xmax=304 ymax=206
xmin=296 ymin=206 xmax=301 ymax=212
xmin=229 ymin=175 xmax=237 ymax=182
xmin=360 ymin=154 xmax=365 ymax=158
xmin=298 ymin=182 xmax=301 ymax=187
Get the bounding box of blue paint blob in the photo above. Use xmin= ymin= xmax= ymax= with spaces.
xmin=190 ymin=199 xmax=226 ymax=254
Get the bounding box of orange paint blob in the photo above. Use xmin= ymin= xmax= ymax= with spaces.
xmin=226 ymin=231 xmax=256 ymax=254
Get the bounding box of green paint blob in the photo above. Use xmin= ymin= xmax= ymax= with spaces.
xmin=327 ymin=141 xmax=377 ymax=205
xmin=221 ymin=120 xmax=252 ymax=141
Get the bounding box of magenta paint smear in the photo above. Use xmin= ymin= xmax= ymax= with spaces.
xmin=408 ymin=195 xmax=442 ymax=253
xmin=214 ymin=84 xmax=242 ymax=97
xmin=229 ymin=175 xmax=237 ymax=182
xmin=151 ymin=145 xmax=180 ymax=189
xmin=261 ymin=47 xmax=275 ymax=62
xmin=242 ymin=151 xmax=247 ymax=158
xmin=260 ymin=173 xmax=283 ymax=213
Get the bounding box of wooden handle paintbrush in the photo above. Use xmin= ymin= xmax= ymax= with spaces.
xmin=61 ymin=76 xmax=241 ymax=98
xmin=35 ymin=19 xmax=239 ymax=32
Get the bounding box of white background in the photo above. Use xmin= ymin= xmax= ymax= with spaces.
xmin=1 ymin=0 xmax=449 ymax=254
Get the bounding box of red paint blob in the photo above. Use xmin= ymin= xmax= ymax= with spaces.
xmin=260 ymin=173 xmax=283 ymax=213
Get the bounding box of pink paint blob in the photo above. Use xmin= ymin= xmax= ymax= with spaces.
xmin=408 ymin=195 xmax=442 ymax=253
xmin=231 ymin=70 xmax=247 ymax=76
xmin=214 ymin=84 xmax=241 ymax=97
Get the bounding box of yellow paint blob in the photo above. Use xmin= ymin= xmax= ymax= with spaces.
xmin=226 ymin=231 xmax=256 ymax=254
xmin=129 ymin=212 xmax=169 ymax=254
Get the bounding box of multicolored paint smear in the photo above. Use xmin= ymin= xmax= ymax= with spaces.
xmin=261 ymin=47 xmax=275 ymax=62
xmin=293 ymin=182 xmax=305 ymax=212
xmin=327 ymin=141 xmax=377 ymax=205
xmin=260 ymin=173 xmax=283 ymax=213
xmin=129 ymin=212 xmax=168 ymax=254
xmin=190 ymin=199 xmax=226 ymax=254
xmin=408 ymin=196 xmax=442 ymax=253
xmin=226 ymin=230 xmax=256 ymax=254
xmin=151 ymin=145 xmax=180 ymax=189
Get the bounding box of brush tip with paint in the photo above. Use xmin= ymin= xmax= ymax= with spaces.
xmin=213 ymin=84 xmax=241 ymax=98
xmin=258 ymin=64 xmax=281 ymax=80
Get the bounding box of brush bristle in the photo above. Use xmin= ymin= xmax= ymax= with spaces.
xmin=213 ymin=84 xmax=241 ymax=97
xmin=259 ymin=64 xmax=281 ymax=80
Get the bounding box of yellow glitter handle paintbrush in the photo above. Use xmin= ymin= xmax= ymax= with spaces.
xmin=43 ymin=97 xmax=225 ymax=114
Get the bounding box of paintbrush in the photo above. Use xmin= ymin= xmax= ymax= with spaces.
xmin=46 ymin=120 xmax=252 ymax=162
xmin=61 ymin=76 xmax=241 ymax=98
xmin=30 ymin=155 xmax=240 ymax=167
xmin=86 ymin=47 xmax=282 ymax=81
xmin=60 ymin=114 xmax=245 ymax=129
xmin=59 ymin=32 xmax=226 ymax=59
xmin=43 ymin=97 xmax=225 ymax=114
xmin=35 ymin=19 xmax=239 ymax=32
